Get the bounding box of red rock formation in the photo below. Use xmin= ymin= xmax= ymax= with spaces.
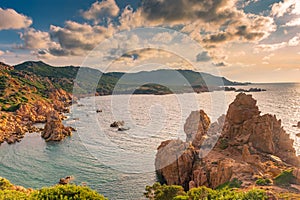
xmin=184 ymin=110 xmax=210 ymax=148
xmin=155 ymin=139 xmax=195 ymax=190
xmin=41 ymin=110 xmax=73 ymax=142
xmin=155 ymin=93 xmax=300 ymax=191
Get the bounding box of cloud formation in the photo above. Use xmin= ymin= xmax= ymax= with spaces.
xmin=82 ymin=0 xmax=120 ymax=24
xmin=271 ymin=0 xmax=300 ymax=17
xmin=50 ymin=21 xmax=115 ymax=55
xmin=0 ymin=8 xmax=32 ymax=30
xmin=19 ymin=28 xmax=52 ymax=49
xmin=255 ymin=34 xmax=300 ymax=52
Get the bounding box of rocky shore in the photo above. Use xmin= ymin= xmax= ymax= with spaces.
xmin=0 ymin=88 xmax=74 ymax=144
xmin=155 ymin=93 xmax=300 ymax=194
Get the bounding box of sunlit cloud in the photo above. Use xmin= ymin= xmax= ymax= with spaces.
xmin=0 ymin=8 xmax=32 ymax=30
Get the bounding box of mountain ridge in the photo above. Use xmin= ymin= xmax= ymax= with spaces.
xmin=13 ymin=61 xmax=249 ymax=95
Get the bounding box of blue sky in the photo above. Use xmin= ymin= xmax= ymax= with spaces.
xmin=0 ymin=0 xmax=299 ymax=82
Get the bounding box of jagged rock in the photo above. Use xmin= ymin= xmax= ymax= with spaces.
xmin=184 ymin=110 xmax=210 ymax=148
xmin=110 ymin=121 xmax=125 ymax=128
xmin=155 ymin=93 xmax=300 ymax=192
xmin=222 ymin=93 xmax=299 ymax=166
xmin=41 ymin=111 xmax=73 ymax=142
xmin=155 ymin=139 xmax=195 ymax=190
xmin=58 ymin=176 xmax=74 ymax=185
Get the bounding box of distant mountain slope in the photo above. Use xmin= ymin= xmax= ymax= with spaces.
xmin=13 ymin=61 xmax=249 ymax=95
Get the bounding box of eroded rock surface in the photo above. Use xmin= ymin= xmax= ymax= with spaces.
xmin=155 ymin=93 xmax=300 ymax=191
xmin=42 ymin=110 xmax=73 ymax=142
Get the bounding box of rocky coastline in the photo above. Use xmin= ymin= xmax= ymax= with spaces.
xmin=0 ymin=88 xmax=74 ymax=144
xmin=155 ymin=93 xmax=300 ymax=195
xmin=0 ymin=62 xmax=75 ymax=144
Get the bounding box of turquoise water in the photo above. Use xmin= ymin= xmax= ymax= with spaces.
xmin=0 ymin=83 xmax=299 ymax=199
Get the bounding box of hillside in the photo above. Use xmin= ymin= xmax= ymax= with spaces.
xmin=0 ymin=62 xmax=73 ymax=144
xmin=14 ymin=61 xmax=248 ymax=95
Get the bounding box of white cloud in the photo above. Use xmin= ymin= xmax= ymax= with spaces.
xmin=255 ymin=42 xmax=287 ymax=52
xmin=19 ymin=28 xmax=52 ymax=49
xmin=284 ymin=17 xmax=300 ymax=26
xmin=50 ymin=21 xmax=116 ymax=56
xmin=82 ymin=0 xmax=120 ymax=24
xmin=255 ymin=34 xmax=300 ymax=52
xmin=271 ymin=0 xmax=297 ymax=17
xmin=0 ymin=8 xmax=32 ymax=30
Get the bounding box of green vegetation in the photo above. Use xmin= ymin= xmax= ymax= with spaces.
xmin=144 ymin=182 xmax=186 ymax=200
xmin=0 ymin=190 xmax=29 ymax=200
xmin=0 ymin=76 xmax=8 ymax=96
xmin=219 ymin=138 xmax=228 ymax=150
xmin=30 ymin=185 xmax=107 ymax=200
xmin=215 ymin=178 xmax=242 ymax=190
xmin=0 ymin=177 xmax=107 ymax=200
xmin=144 ymin=183 xmax=267 ymax=200
xmin=274 ymin=170 xmax=295 ymax=186
xmin=255 ymin=178 xmax=272 ymax=186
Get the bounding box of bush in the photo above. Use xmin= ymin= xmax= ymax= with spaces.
xmin=216 ymin=178 xmax=242 ymax=190
xmin=30 ymin=184 xmax=107 ymax=200
xmin=0 ymin=178 xmax=13 ymax=190
xmin=242 ymin=189 xmax=267 ymax=200
xmin=256 ymin=178 xmax=272 ymax=186
xmin=219 ymin=138 xmax=228 ymax=150
xmin=274 ymin=170 xmax=295 ymax=186
xmin=0 ymin=190 xmax=28 ymax=200
xmin=145 ymin=183 xmax=268 ymax=200
xmin=144 ymin=183 xmax=186 ymax=200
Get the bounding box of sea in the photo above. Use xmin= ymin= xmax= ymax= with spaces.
xmin=0 ymin=83 xmax=299 ymax=199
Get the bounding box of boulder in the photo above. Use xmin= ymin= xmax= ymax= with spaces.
xmin=110 ymin=121 xmax=125 ymax=128
xmin=41 ymin=111 xmax=73 ymax=142
xmin=155 ymin=139 xmax=195 ymax=190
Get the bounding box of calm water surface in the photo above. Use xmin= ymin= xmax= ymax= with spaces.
xmin=0 ymin=83 xmax=299 ymax=199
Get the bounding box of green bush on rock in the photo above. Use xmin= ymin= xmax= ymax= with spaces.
xmin=144 ymin=183 xmax=268 ymax=200
xmin=274 ymin=170 xmax=296 ymax=186
xmin=30 ymin=184 xmax=107 ymax=200
xmin=0 ymin=177 xmax=107 ymax=200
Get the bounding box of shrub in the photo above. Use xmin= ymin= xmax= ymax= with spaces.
xmin=242 ymin=189 xmax=267 ymax=200
xmin=219 ymin=138 xmax=228 ymax=150
xmin=144 ymin=183 xmax=186 ymax=200
xmin=274 ymin=170 xmax=295 ymax=186
xmin=29 ymin=184 xmax=107 ymax=200
xmin=145 ymin=184 xmax=268 ymax=200
xmin=256 ymin=178 xmax=272 ymax=186
xmin=0 ymin=190 xmax=28 ymax=200
xmin=216 ymin=178 xmax=242 ymax=190
xmin=0 ymin=178 xmax=13 ymax=190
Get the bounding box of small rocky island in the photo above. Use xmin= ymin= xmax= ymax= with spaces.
xmin=155 ymin=93 xmax=300 ymax=195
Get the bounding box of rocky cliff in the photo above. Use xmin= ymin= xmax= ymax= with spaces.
xmin=0 ymin=62 xmax=74 ymax=144
xmin=155 ymin=93 xmax=300 ymax=191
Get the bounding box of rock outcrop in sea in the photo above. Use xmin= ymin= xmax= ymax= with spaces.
xmin=155 ymin=93 xmax=300 ymax=191
xmin=41 ymin=110 xmax=74 ymax=142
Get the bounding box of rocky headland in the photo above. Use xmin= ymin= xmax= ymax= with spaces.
xmin=155 ymin=93 xmax=300 ymax=195
xmin=0 ymin=62 xmax=74 ymax=144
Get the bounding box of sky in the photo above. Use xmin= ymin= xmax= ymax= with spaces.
xmin=0 ymin=0 xmax=299 ymax=83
